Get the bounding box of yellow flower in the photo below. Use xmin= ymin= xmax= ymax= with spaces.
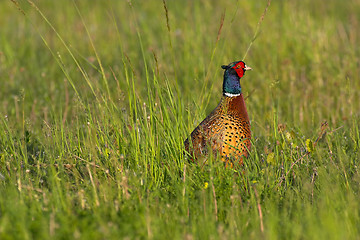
xmin=203 ymin=182 xmax=209 ymax=189
xmin=285 ymin=131 xmax=295 ymax=141
xmin=306 ymin=139 xmax=314 ymax=153
xmin=267 ymin=152 xmax=275 ymax=165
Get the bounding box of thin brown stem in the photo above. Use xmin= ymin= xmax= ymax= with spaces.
xmin=253 ymin=186 xmax=264 ymax=233
xmin=212 ymin=182 xmax=218 ymax=221
xmin=243 ymin=0 xmax=272 ymax=60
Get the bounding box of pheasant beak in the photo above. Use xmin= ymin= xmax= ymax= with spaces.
xmin=244 ymin=65 xmax=252 ymax=71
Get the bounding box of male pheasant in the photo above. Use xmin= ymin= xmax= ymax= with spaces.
xmin=184 ymin=61 xmax=252 ymax=167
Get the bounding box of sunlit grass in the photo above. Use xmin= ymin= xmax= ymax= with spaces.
xmin=0 ymin=0 xmax=360 ymax=239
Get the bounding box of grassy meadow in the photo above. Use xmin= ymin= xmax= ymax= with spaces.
xmin=1 ymin=0 xmax=360 ymax=239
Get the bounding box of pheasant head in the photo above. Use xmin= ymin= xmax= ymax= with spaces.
xmin=221 ymin=61 xmax=251 ymax=97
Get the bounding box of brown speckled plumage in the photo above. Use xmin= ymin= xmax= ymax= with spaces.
xmin=184 ymin=61 xmax=251 ymax=167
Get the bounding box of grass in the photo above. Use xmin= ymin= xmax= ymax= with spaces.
xmin=1 ymin=0 xmax=360 ymax=239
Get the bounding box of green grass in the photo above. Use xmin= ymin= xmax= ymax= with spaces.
xmin=1 ymin=0 xmax=360 ymax=239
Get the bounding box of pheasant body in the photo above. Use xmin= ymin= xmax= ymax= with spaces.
xmin=184 ymin=61 xmax=251 ymax=167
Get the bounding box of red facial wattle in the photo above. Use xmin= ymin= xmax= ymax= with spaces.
xmin=232 ymin=61 xmax=246 ymax=78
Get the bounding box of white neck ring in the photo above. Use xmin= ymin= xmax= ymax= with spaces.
xmin=224 ymin=92 xmax=241 ymax=97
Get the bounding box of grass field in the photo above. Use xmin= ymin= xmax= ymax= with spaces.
xmin=1 ymin=0 xmax=360 ymax=239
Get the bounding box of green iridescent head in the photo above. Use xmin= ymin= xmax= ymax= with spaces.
xmin=221 ymin=61 xmax=251 ymax=97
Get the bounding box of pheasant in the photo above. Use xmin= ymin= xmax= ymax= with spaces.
xmin=184 ymin=61 xmax=252 ymax=167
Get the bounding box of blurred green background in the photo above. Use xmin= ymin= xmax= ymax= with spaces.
xmin=0 ymin=0 xmax=359 ymax=239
